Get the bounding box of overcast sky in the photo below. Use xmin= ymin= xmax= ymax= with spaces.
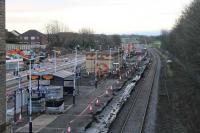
xmin=6 ymin=0 xmax=192 ymax=35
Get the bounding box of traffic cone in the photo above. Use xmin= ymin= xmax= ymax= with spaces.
xmin=95 ymin=98 xmax=100 ymax=106
xmin=88 ymin=103 xmax=93 ymax=114
xmin=105 ymin=89 xmax=109 ymax=97
xmin=110 ymin=86 xmax=113 ymax=91
xmin=109 ymin=86 xmax=113 ymax=95
xmin=17 ymin=113 xmax=23 ymax=123
xmin=66 ymin=123 xmax=71 ymax=133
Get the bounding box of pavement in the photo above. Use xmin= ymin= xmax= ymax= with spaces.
xmin=14 ymin=75 xmax=120 ymax=133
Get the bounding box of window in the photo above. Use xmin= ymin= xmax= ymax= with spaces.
xmin=24 ymin=36 xmax=28 ymax=40
xmin=31 ymin=36 xmax=35 ymax=40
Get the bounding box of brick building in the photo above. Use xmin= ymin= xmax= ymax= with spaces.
xmin=6 ymin=30 xmax=20 ymax=43
xmin=19 ymin=29 xmax=47 ymax=45
xmin=0 ymin=0 xmax=6 ymax=132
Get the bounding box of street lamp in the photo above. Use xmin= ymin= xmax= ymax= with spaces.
xmin=118 ymin=47 xmax=120 ymax=66
xmin=73 ymin=47 xmax=77 ymax=104
xmin=17 ymin=57 xmax=23 ymax=117
xmin=52 ymin=50 xmax=60 ymax=73
xmin=28 ymin=56 xmax=42 ymax=133
xmin=28 ymin=58 xmax=32 ymax=133
xmin=13 ymin=57 xmax=23 ymax=123
xmin=94 ymin=50 xmax=99 ymax=89
xmin=109 ymin=48 xmax=112 ymax=73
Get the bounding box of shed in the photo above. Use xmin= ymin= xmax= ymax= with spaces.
xmin=50 ymin=70 xmax=75 ymax=95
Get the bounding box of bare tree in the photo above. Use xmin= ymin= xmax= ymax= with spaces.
xmin=45 ymin=21 xmax=69 ymax=48
xmin=79 ymin=28 xmax=94 ymax=34
xmin=79 ymin=27 xmax=95 ymax=49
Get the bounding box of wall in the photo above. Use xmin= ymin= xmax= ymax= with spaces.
xmin=0 ymin=0 xmax=6 ymax=132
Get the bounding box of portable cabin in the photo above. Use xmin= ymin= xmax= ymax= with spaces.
xmin=50 ymin=70 xmax=75 ymax=95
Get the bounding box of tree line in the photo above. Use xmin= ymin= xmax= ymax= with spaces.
xmin=45 ymin=21 xmax=121 ymax=52
xmin=161 ymin=0 xmax=200 ymax=81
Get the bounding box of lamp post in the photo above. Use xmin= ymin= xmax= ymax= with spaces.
xmin=52 ymin=50 xmax=59 ymax=73
xmin=28 ymin=58 xmax=32 ymax=133
xmin=13 ymin=57 xmax=22 ymax=123
xmin=17 ymin=57 xmax=23 ymax=116
xmin=95 ymin=50 xmax=98 ymax=77
xmin=118 ymin=47 xmax=120 ymax=66
xmin=95 ymin=50 xmax=98 ymax=89
xmin=109 ymin=48 xmax=112 ymax=73
xmin=73 ymin=47 xmax=77 ymax=104
xmin=28 ymin=56 xmax=42 ymax=133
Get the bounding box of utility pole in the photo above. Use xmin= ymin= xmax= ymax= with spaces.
xmin=52 ymin=50 xmax=60 ymax=73
xmin=118 ymin=47 xmax=120 ymax=65
xmin=29 ymin=59 xmax=32 ymax=133
xmin=13 ymin=90 xmax=16 ymax=123
xmin=117 ymin=47 xmax=120 ymax=77
xmin=54 ymin=51 xmax=57 ymax=73
xmin=73 ymin=47 xmax=77 ymax=104
xmin=17 ymin=57 xmax=23 ymax=116
xmin=95 ymin=50 xmax=98 ymax=89
xmin=109 ymin=48 xmax=112 ymax=73
xmin=27 ymin=56 xmax=42 ymax=133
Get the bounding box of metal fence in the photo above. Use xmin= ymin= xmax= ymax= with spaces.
xmin=6 ymin=43 xmax=46 ymax=51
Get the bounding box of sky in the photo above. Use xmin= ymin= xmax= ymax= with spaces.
xmin=6 ymin=0 xmax=193 ymax=35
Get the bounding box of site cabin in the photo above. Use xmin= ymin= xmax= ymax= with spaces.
xmin=29 ymin=85 xmax=64 ymax=113
xmin=50 ymin=70 xmax=75 ymax=96
xmin=45 ymin=86 xmax=64 ymax=113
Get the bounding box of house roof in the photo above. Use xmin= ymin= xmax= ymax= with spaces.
xmin=11 ymin=30 xmax=20 ymax=36
xmin=21 ymin=30 xmax=44 ymax=36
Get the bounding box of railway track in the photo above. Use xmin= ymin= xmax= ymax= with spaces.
xmin=109 ymin=50 xmax=159 ymax=133
xmin=139 ymin=52 xmax=158 ymax=133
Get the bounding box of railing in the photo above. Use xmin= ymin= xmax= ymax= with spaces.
xmin=6 ymin=43 xmax=46 ymax=51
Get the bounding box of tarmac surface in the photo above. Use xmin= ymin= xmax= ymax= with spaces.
xmin=14 ymin=75 xmax=118 ymax=133
xmin=11 ymin=53 xmax=147 ymax=133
